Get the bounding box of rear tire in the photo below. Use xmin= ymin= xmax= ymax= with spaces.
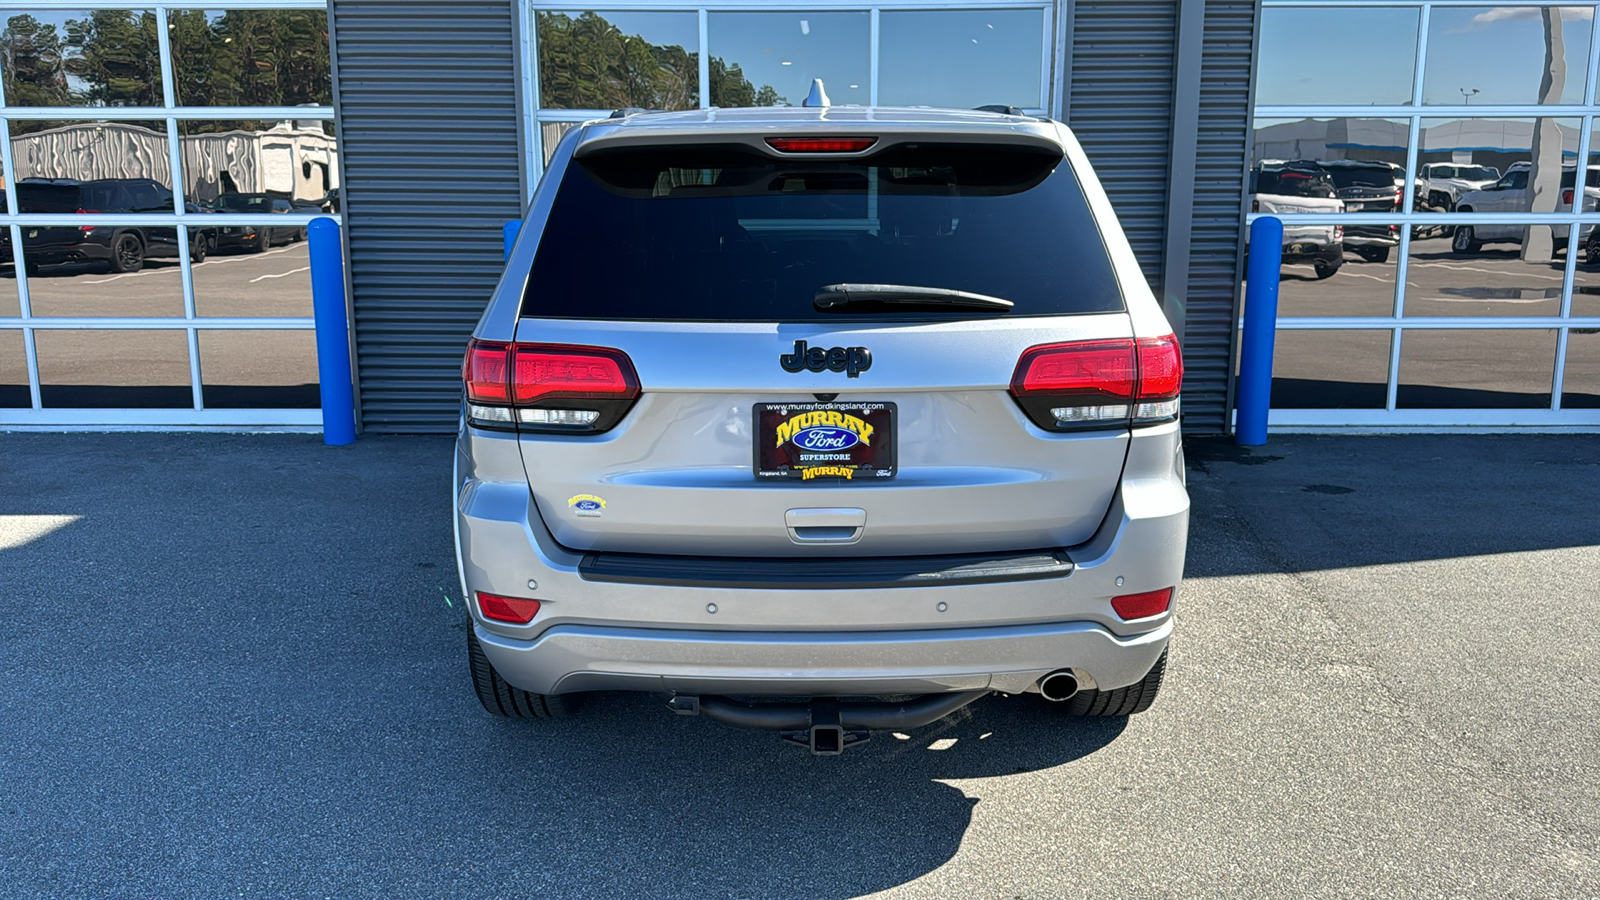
xmin=109 ymin=233 xmax=145 ymax=273
xmin=467 ymin=629 xmax=579 ymax=718
xmin=1355 ymin=246 xmax=1390 ymax=263
xmin=1452 ymin=225 xmax=1482 ymax=254
xmin=1062 ymin=649 xmax=1167 ymax=716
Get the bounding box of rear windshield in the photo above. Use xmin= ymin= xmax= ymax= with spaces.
xmin=16 ymin=183 xmax=81 ymax=213
xmin=1254 ymin=167 xmax=1337 ymax=198
xmin=521 ymin=143 xmax=1124 ymax=321
xmin=1325 ymin=166 xmax=1394 ymax=189
xmin=213 ymin=194 xmax=272 ymax=212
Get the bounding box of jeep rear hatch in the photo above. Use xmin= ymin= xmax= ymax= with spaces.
xmin=501 ymin=138 xmax=1160 ymax=557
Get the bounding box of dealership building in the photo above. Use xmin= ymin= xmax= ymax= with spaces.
xmin=3 ymin=0 xmax=1598 ymax=433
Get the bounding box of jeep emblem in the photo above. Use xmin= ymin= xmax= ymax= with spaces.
xmin=780 ymin=340 xmax=872 ymax=378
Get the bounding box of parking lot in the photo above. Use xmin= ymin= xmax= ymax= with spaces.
xmin=1 ymin=433 xmax=1595 ymax=897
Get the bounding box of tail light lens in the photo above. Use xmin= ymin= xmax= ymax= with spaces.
xmin=1111 ymin=587 xmax=1173 ymax=620
xmin=1564 ymin=188 xmax=1575 ymax=206
xmin=1009 ymin=334 xmax=1182 ymax=431
xmin=1332 ymin=224 xmax=1344 ymax=241
xmin=477 ymin=592 xmax=541 ymax=624
xmin=463 ymin=339 xmax=639 ymax=433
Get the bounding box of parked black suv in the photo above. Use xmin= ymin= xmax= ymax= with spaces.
xmin=1320 ymin=159 xmax=1402 ymax=263
xmin=15 ymin=178 xmax=213 ymax=274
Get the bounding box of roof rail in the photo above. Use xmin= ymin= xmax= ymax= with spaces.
xmin=609 ymin=107 xmax=653 ymax=118
xmin=974 ymin=105 xmax=1027 ymax=117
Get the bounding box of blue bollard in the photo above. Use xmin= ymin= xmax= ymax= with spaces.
xmin=308 ymin=217 xmax=356 ymax=446
xmin=503 ymin=220 xmax=521 ymax=261
xmin=1236 ymin=216 xmax=1284 ymax=446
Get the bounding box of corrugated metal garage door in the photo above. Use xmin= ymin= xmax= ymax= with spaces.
xmin=330 ymin=0 xmax=523 ymax=432
xmin=1180 ymin=0 xmax=1255 ymax=432
xmin=1068 ymin=0 xmax=1178 ymax=290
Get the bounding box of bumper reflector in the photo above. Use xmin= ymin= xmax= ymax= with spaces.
xmin=477 ymin=592 xmax=541 ymax=624
xmin=1111 ymin=587 xmax=1173 ymax=620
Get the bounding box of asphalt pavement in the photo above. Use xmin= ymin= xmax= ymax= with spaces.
xmin=1 ymin=433 xmax=1596 ymax=897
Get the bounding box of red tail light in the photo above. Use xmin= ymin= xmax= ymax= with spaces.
xmin=511 ymin=345 xmax=638 ymax=405
xmin=1009 ymin=335 xmax=1183 ymax=430
xmin=77 ymin=208 xmax=102 ymax=214
xmin=765 ymin=136 xmax=878 ymax=153
xmin=463 ymin=338 xmax=639 ymax=432
xmin=477 ymin=592 xmax=540 ymax=624
xmin=463 ymin=339 xmax=511 ymax=403
xmin=1564 ymin=188 xmax=1575 ymax=206
xmin=1111 ymin=587 xmax=1173 ymax=620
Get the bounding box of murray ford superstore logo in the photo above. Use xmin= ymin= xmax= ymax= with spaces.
xmin=774 ymin=410 xmax=876 ymax=450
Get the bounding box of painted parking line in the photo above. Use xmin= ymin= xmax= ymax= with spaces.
xmin=249 ymin=265 xmax=311 ymax=284
xmin=78 ymin=244 xmax=308 ymax=284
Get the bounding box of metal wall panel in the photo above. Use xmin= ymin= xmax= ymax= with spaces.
xmin=1068 ymin=0 xmax=1179 ymax=289
xmin=330 ymin=0 xmax=523 ymax=432
xmin=1179 ymin=0 xmax=1256 ymax=432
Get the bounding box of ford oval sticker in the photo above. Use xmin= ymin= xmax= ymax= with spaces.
xmin=568 ymin=494 xmax=606 ymax=517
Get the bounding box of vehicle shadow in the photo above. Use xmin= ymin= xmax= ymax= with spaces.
xmin=445 ymin=688 xmax=1125 ymax=897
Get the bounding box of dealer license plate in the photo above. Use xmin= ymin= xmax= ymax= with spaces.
xmin=754 ymin=401 xmax=897 ymax=481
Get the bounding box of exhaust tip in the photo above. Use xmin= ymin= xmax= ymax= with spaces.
xmin=1038 ymin=670 xmax=1080 ymax=702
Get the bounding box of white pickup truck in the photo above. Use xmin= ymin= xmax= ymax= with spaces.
xmin=1417 ymin=162 xmax=1502 ymax=211
xmin=1452 ymin=164 xmax=1600 ymax=258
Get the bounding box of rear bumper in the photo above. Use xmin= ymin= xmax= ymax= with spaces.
xmin=455 ymin=420 xmax=1188 ymax=697
xmin=475 ymin=618 xmax=1172 ymax=696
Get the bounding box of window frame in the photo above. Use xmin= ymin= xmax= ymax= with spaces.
xmin=1249 ymin=0 xmax=1600 ymax=428
xmin=0 ymin=0 xmax=336 ymax=427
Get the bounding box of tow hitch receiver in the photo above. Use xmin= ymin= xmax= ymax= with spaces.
xmin=667 ymin=690 xmax=988 ymax=756
xmin=779 ymin=701 xmax=869 ymax=755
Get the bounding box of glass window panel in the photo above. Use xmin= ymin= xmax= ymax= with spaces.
xmin=1423 ymin=7 xmax=1591 ymax=106
xmin=0 ymin=10 xmax=162 ymax=107
xmin=19 ymin=227 xmax=185 ymax=316
xmin=35 ymin=328 xmax=191 ymax=408
xmin=878 ymin=9 xmax=1044 ymax=109
xmin=1570 ymin=226 xmax=1600 ymax=317
xmin=1252 ymin=117 xmax=1410 ymax=180
xmin=0 ymin=330 xmax=29 ymax=407
xmin=8 ymin=119 xmax=173 ymax=212
xmin=1416 ymin=118 xmax=1580 ymax=214
xmin=1270 ymin=329 xmax=1392 ymax=409
xmin=169 ymin=9 xmax=331 ymax=107
xmin=1256 ymin=241 xmax=1398 ymax=318
xmin=1396 ymin=328 xmax=1556 ymax=408
xmin=1561 ymin=328 xmax=1600 ymax=407
xmin=535 ymin=11 xmax=699 ymax=110
xmin=1 ymin=230 xmax=18 ymax=316
xmin=541 ymin=121 xmax=581 ymax=166
xmin=1256 ymin=7 xmax=1419 ymax=106
xmin=178 ymin=119 xmax=337 ymax=209
xmin=192 ymin=234 xmax=311 ymax=317
xmin=707 ymin=12 xmax=869 ymax=108
xmin=198 ymin=329 xmax=317 ymax=408
xmin=1405 ymin=225 xmax=1565 ymax=317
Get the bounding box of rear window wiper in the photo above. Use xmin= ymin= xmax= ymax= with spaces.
xmin=814 ymin=283 xmax=1015 ymax=311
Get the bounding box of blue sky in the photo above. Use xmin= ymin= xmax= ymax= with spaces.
xmin=1258 ymin=5 xmax=1593 ymax=107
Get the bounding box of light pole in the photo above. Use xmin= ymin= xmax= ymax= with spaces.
xmin=1461 ymin=88 xmax=1480 ymax=104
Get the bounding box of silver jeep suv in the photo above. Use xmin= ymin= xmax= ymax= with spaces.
xmin=454 ymin=104 xmax=1189 ymax=754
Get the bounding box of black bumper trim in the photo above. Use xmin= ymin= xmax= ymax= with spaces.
xmin=577 ymin=547 xmax=1074 ymax=590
